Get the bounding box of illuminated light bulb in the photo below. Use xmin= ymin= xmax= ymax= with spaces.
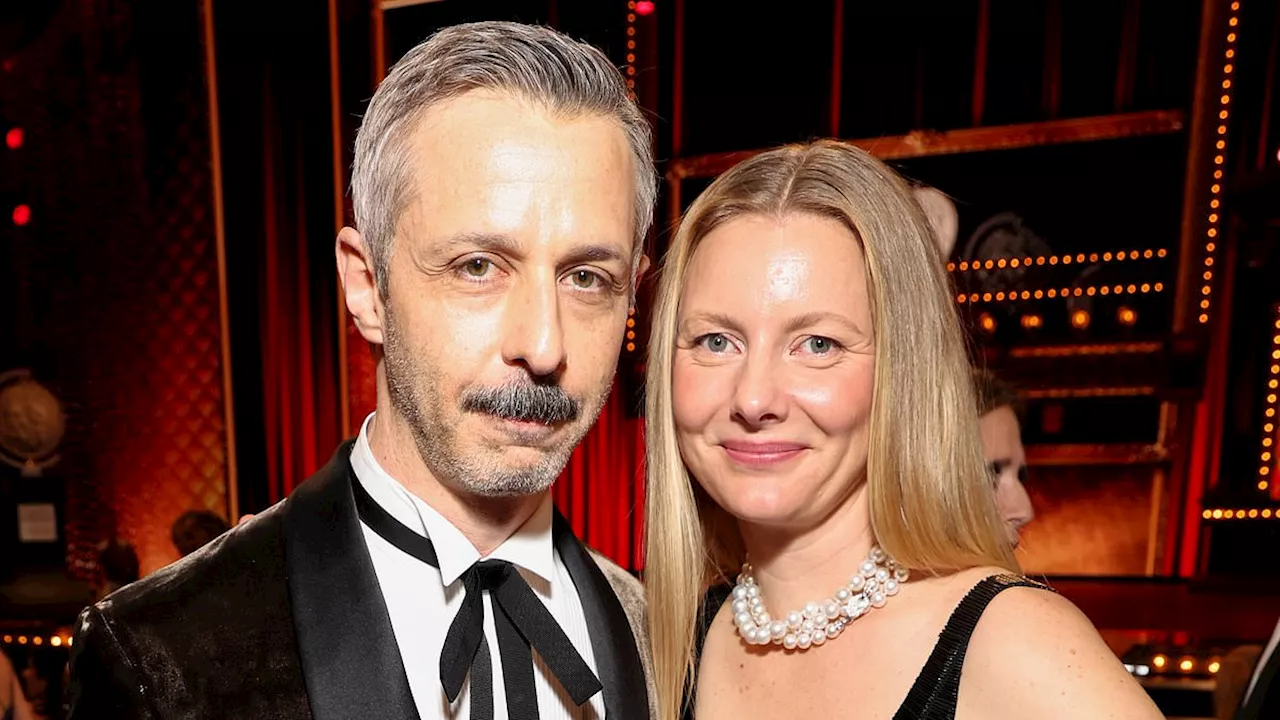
xmin=1070 ymin=309 xmax=1091 ymax=330
xmin=1117 ymin=307 xmax=1137 ymax=326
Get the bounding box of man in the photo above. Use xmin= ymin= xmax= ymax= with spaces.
xmin=170 ymin=510 xmax=229 ymax=558
xmin=90 ymin=538 xmax=139 ymax=602
xmin=68 ymin=21 xmax=657 ymax=719
xmin=973 ymin=369 xmax=1035 ymax=547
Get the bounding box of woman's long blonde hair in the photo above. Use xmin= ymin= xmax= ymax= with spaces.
xmin=644 ymin=140 xmax=1019 ymax=719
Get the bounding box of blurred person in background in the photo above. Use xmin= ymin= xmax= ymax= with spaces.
xmin=973 ymin=368 xmax=1035 ymax=547
xmin=169 ymin=510 xmax=229 ymax=558
xmin=90 ymin=539 xmax=139 ymax=602
xmin=1 ymin=649 xmax=37 ymax=720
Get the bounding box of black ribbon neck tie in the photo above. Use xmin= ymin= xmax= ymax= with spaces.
xmin=352 ymin=479 xmax=603 ymax=719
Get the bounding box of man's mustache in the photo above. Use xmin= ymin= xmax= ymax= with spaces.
xmin=460 ymin=381 xmax=580 ymax=424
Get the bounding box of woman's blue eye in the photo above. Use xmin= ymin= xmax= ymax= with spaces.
xmin=701 ymin=334 xmax=730 ymax=352
xmin=804 ymin=336 xmax=836 ymax=354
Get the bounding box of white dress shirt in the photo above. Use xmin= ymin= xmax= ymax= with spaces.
xmin=352 ymin=413 xmax=604 ymax=719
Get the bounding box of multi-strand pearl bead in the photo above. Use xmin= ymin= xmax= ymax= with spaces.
xmin=731 ymin=546 xmax=909 ymax=651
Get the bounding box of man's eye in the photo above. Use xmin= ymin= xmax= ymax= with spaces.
xmin=571 ymin=270 xmax=599 ymax=289
xmin=462 ymin=258 xmax=493 ymax=277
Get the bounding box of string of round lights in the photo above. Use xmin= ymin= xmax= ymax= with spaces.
xmin=1258 ymin=305 xmax=1280 ymax=491
xmin=957 ymin=282 xmax=1164 ymax=305
xmin=1202 ymin=507 xmax=1278 ymax=521
xmin=622 ymin=0 xmax=645 ymax=354
xmin=1200 ymin=2 xmax=1242 ymax=325
xmin=947 ymin=248 xmax=1167 ymax=273
xmin=1 ymin=633 xmax=71 ymax=648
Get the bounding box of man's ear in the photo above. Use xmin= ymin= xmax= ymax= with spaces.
xmin=631 ymin=254 xmax=652 ymax=306
xmin=336 ymin=226 xmax=385 ymax=345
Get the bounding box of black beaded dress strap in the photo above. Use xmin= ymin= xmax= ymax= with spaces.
xmin=893 ymin=573 xmax=1054 ymax=720
xmin=682 ymin=583 xmax=733 ymax=720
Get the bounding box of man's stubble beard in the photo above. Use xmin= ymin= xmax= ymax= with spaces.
xmin=381 ymin=305 xmax=613 ymax=498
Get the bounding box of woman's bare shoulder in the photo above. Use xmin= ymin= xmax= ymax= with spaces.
xmin=956 ymin=575 xmax=1163 ymax=720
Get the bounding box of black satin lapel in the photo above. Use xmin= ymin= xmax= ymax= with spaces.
xmin=553 ymin=511 xmax=649 ymax=720
xmin=284 ymin=441 xmax=421 ymax=720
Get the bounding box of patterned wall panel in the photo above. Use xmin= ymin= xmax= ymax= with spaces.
xmin=5 ymin=0 xmax=230 ymax=578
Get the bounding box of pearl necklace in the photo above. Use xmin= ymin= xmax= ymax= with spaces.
xmin=731 ymin=545 xmax=909 ymax=650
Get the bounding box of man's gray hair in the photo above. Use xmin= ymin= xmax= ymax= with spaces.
xmin=351 ymin=20 xmax=657 ymax=294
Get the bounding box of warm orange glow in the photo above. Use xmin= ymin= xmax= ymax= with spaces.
xmin=625 ymin=342 xmax=636 ymax=352
xmin=1212 ymin=183 xmax=1222 ymax=193
xmin=1228 ymin=32 xmax=1237 ymax=42
xmin=626 ymin=330 xmax=636 ymax=340
xmin=1249 ymin=510 xmax=1259 ymax=519
xmin=1103 ymin=252 xmax=1112 ymax=261
xmin=982 ymin=293 xmax=993 ymax=302
xmin=51 ymin=636 xmax=62 ymax=647
xmin=1205 ymin=272 xmax=1214 ymax=281
xmin=1207 ymin=242 xmax=1217 ymax=252
xmin=997 ymin=258 xmax=1007 ymax=268
xmin=1206 ymin=258 xmax=1215 ymax=267
xmin=1230 ymin=1 xmax=1239 ymax=10
xmin=1076 ymin=253 xmax=1085 ymax=263
xmin=1 ymin=635 xmax=9 ymax=644
xmin=1071 ymin=309 xmax=1091 ymax=330
xmin=1211 ymin=199 xmax=1220 ymax=208
xmin=1021 ymin=314 xmax=1043 ymax=330
xmin=1223 ymin=80 xmax=1232 ymax=90
xmin=1265 ymin=509 xmax=1274 ymax=518
xmin=1118 ymin=307 xmax=1137 ymax=326
xmin=1201 ymin=300 xmax=1211 ymax=309
xmin=1226 ymin=49 xmax=1235 ymax=59
xmin=1200 ymin=313 xmax=1210 ymax=323
xmin=1049 ymin=256 xmax=1059 ymax=265
xmin=1089 ymin=253 xmax=1099 ymax=263
xmin=1212 ymin=510 xmax=1224 ymax=519
xmin=1153 ymin=655 xmax=1168 ymax=668
xmin=1100 ymin=287 xmax=1111 ymax=296
xmin=984 ymin=260 xmax=995 ymax=269
xmin=979 ymin=313 xmax=997 ymax=333
xmin=1203 ymin=509 xmax=1213 ymax=519
xmin=18 ymin=636 xmax=27 ymax=645
xmin=1073 ymin=288 xmax=1083 ymax=297
xmin=1229 ymin=16 xmax=1238 ymax=26
xmin=1215 ymin=154 xmax=1225 ymax=165
xmin=1034 ymin=290 xmax=1043 ymax=299
xmin=1157 ymin=249 xmax=1168 ymax=257
xmin=1209 ymin=228 xmax=1218 ymax=238
xmin=1087 ymin=287 xmax=1097 ymax=297
xmin=1047 ymin=289 xmax=1058 ymax=299
xmin=1155 ymin=283 xmax=1165 ymax=292
xmin=995 ymin=292 xmax=1006 ymax=301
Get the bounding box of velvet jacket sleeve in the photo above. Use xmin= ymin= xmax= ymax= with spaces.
xmin=67 ymin=605 xmax=158 ymax=720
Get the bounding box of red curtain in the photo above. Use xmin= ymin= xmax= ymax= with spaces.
xmin=554 ymin=387 xmax=647 ymax=572
xmin=257 ymin=70 xmax=342 ymax=504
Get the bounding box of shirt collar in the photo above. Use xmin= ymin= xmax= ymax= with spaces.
xmin=350 ymin=413 xmax=557 ymax=587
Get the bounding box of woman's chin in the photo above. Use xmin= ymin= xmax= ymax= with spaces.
xmin=720 ymin=495 xmax=809 ymax=530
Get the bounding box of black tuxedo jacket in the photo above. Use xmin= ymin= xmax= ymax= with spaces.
xmin=66 ymin=443 xmax=654 ymax=719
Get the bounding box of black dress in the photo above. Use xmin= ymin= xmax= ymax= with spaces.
xmin=684 ymin=573 xmax=1053 ymax=720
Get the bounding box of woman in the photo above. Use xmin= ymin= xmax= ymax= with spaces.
xmin=644 ymin=140 xmax=1161 ymax=719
